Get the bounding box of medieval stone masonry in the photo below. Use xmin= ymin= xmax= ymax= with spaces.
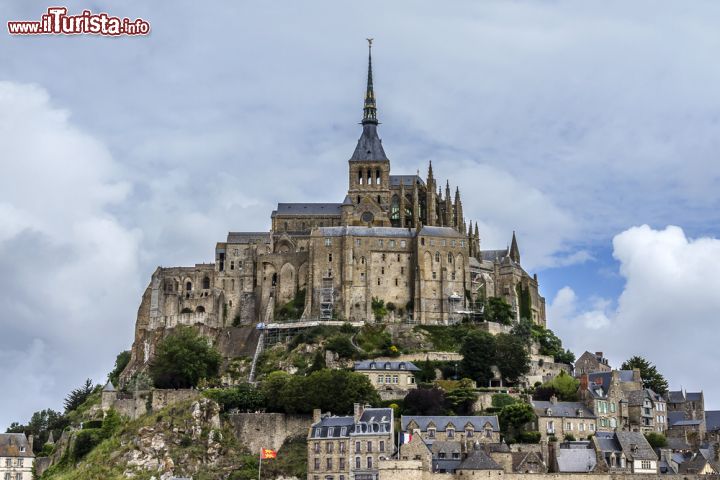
xmin=120 ymin=43 xmax=546 ymax=381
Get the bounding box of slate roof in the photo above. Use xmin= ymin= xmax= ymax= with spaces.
xmin=273 ymin=203 xmax=342 ymax=216
xmin=310 ymin=407 xmax=393 ymax=439
xmin=556 ymin=448 xmax=597 ymax=473
xmin=673 ymin=420 xmax=702 ymax=426
xmin=667 ymin=411 xmax=685 ymax=427
xmin=511 ymin=451 xmax=545 ymax=472
xmin=706 ymin=410 xmax=720 ymax=431
xmin=103 ymin=380 xmax=116 ymax=392
xmin=458 ymin=448 xmax=502 ymax=471
xmin=402 ymin=415 xmax=499 ymax=432
xmin=418 ymin=226 xmax=464 ymax=238
xmin=318 ymin=226 xmax=415 ymax=238
xmin=350 ymin=124 xmax=388 ymax=161
xmin=389 ymin=175 xmax=425 ymax=187
xmin=0 ymin=434 xmax=34 ymax=458
xmin=678 ymin=454 xmax=717 ymax=474
xmin=431 ymin=441 xmax=462 ymax=457
xmin=354 ymin=360 xmax=420 ymax=372
xmin=226 ymin=232 xmax=271 ymax=244
xmin=532 ymin=401 xmax=595 ymax=418
xmin=615 ymin=431 xmax=657 ymax=461
xmin=687 ymin=392 xmax=703 ymax=401
xmin=480 ymin=249 xmax=508 ymax=262
xmin=667 ymin=390 xmax=687 ymax=403
xmin=627 ymin=388 xmax=661 ymax=406
xmin=666 ymin=437 xmax=692 ymax=451
xmin=432 ymin=459 xmax=462 ymax=472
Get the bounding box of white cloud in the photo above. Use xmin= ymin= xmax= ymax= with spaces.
xmin=551 ymin=225 xmax=720 ymax=406
xmin=0 ymin=82 xmax=142 ymax=427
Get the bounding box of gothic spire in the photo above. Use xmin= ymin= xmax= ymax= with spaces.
xmin=428 ymin=160 xmax=434 ymax=181
xmin=509 ymin=231 xmax=521 ymax=264
xmin=362 ymin=38 xmax=378 ymax=125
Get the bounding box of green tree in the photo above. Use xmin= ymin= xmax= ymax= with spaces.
xmin=107 ymin=350 xmax=131 ymax=387
xmin=460 ymin=330 xmax=496 ymax=386
xmin=307 ymin=350 xmax=326 ymax=373
xmin=204 ymin=384 xmax=265 ymax=412
xmin=415 ymin=359 xmax=437 ymax=383
xmin=403 ymin=388 xmax=446 ymax=416
xmin=371 ymin=297 xmax=388 ymax=321
xmin=64 ymin=379 xmax=95 ymax=413
xmin=534 ymin=371 xmax=580 ymax=401
xmin=510 ymin=318 xmax=534 ymax=345
xmin=149 ymin=326 xmax=222 ymax=389
xmin=499 ymin=402 xmax=536 ymax=443
xmin=621 ymin=356 xmax=669 ymax=394
xmin=260 ymin=371 xmax=292 ymax=412
xmin=483 ymin=297 xmax=513 ymax=325
xmin=491 ymin=393 xmax=518 ymax=409
xmin=325 ymin=335 xmax=356 ymax=359
xmin=645 ymin=432 xmax=668 ymax=448
xmin=100 ymin=409 xmax=121 ymax=439
xmin=494 ymin=333 xmax=530 ymax=383
xmin=444 ymin=379 xmax=478 ymax=415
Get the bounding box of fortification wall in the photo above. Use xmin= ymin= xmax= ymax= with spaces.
xmin=101 ymin=389 xmax=201 ymax=420
xmin=225 ymin=412 xmax=312 ymax=453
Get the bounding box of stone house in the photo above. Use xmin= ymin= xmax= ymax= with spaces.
xmin=574 ymin=351 xmax=611 ymax=376
xmin=307 ymin=404 xmax=394 ymax=480
xmin=706 ymin=410 xmax=720 ymax=443
xmin=666 ymin=391 xmax=705 ymax=424
xmin=401 ymin=416 xmax=500 ymax=445
xmin=666 ymin=391 xmax=706 ymax=445
xmin=354 ymin=360 xmax=419 ymax=399
xmin=592 ymin=431 xmax=658 ymax=474
xmin=531 ymin=396 xmax=597 ymax=441
xmin=626 ymin=388 xmax=666 ymax=433
xmin=579 ymin=370 xmax=642 ymax=431
xmin=0 ymin=434 xmax=34 ymax=480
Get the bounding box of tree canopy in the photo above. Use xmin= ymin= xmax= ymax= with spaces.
xmin=621 ymin=356 xmax=668 ymax=394
xmin=483 ymin=297 xmax=514 ymax=325
xmin=64 ymin=379 xmax=95 ymax=413
xmin=460 ymin=330 xmax=496 ymax=386
xmin=259 ymin=369 xmax=379 ymax=414
xmin=494 ymin=333 xmax=530 ymax=383
xmin=499 ymin=402 xmax=536 ymax=443
xmin=533 ymin=371 xmax=579 ymax=401
xmin=402 ymin=388 xmax=447 ymax=416
xmin=107 ymin=350 xmax=131 ymax=387
xmin=149 ymin=326 xmax=222 ymax=389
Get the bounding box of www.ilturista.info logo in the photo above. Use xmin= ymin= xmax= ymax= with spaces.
xmin=7 ymin=7 xmax=150 ymax=36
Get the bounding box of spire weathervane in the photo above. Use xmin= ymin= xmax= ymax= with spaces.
xmin=362 ymin=38 xmax=378 ymax=125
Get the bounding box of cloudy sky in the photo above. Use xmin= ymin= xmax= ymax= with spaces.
xmin=2 ymin=1 xmax=720 ymax=428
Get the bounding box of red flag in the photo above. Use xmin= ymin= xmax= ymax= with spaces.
xmin=261 ymin=448 xmax=277 ymax=459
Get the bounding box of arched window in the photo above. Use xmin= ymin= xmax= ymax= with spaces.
xmin=390 ymin=196 xmax=400 ymax=226
xmin=284 ymin=221 xmax=288 ymax=231
xmin=448 ymin=253 xmax=453 ymax=263
xmin=186 ymin=281 xmax=192 ymax=291
xmin=361 ymin=257 xmax=366 ymax=264
xmin=202 ymin=276 xmax=210 ymax=289
xmin=180 ymin=307 xmax=193 ymax=314
xmin=196 ymin=306 xmax=205 ymax=313
xmin=271 ymin=273 xmax=277 ymax=286
xmin=377 ymin=195 xmax=381 ymax=204
xmin=367 ymin=169 xmax=372 ymax=183
xmin=358 ymin=170 xmax=363 ymax=185
xmin=435 ymin=252 xmax=440 ymax=262
xmin=375 ymin=169 xmax=381 ymax=185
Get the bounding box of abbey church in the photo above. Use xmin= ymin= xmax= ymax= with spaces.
xmin=125 ymin=44 xmax=546 ymax=376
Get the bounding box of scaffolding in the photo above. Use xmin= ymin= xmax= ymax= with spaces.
xmin=319 ymin=276 xmax=334 ymax=320
xmin=260 ymin=320 xmax=364 ymax=346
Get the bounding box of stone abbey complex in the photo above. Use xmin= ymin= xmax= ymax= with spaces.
xmin=122 ymin=44 xmax=546 ymax=379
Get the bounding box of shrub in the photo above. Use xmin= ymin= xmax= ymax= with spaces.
xmin=203 ymin=384 xmax=265 ymax=412
xmin=107 ymin=351 xmax=131 ymax=387
xmin=73 ymin=429 xmax=102 ymax=460
xmin=325 ymin=335 xmax=356 ymax=359
xmin=518 ymin=431 xmax=542 ymax=443
xmin=564 ymin=433 xmax=576 ymax=441
xmin=491 ymin=393 xmax=518 ymax=409
xmin=149 ymin=326 xmax=222 ymax=388
xmin=645 ymin=432 xmax=668 ymax=448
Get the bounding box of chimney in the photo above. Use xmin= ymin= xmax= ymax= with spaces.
xmin=632 ymin=368 xmax=642 ymax=383
xmin=595 ymin=352 xmax=603 ymax=359
xmin=354 ymin=403 xmax=363 ymax=423
xmin=580 ymin=374 xmax=589 ymax=391
xmin=313 ymin=409 xmax=322 ymax=424
xmin=28 ymin=434 xmax=34 ymax=453
xmin=550 ymin=395 xmax=558 ymax=405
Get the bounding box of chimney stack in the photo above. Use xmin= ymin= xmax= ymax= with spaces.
xmin=28 ymin=434 xmax=34 ymax=453
xmin=580 ymin=374 xmax=589 ymax=391
xmin=354 ymin=403 xmax=363 ymax=423
xmin=550 ymin=395 xmax=558 ymax=405
xmin=313 ymin=409 xmax=322 ymax=423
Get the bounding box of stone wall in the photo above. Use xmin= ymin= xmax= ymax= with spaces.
xmin=225 ymin=412 xmax=312 ymax=454
xmin=377 ymin=460 xmax=720 ymax=480
xmin=102 ymin=389 xmax=201 ymax=420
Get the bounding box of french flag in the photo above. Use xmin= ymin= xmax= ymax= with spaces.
xmin=401 ymin=432 xmax=412 ymax=444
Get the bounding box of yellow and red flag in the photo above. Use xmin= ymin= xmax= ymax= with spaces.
xmin=261 ymin=448 xmax=277 ymax=459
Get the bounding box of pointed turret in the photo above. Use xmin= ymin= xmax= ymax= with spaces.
xmin=509 ymin=231 xmax=521 ymax=264
xmin=350 ymin=39 xmax=388 ymax=162
xmin=454 ymin=187 xmax=464 ymax=231
xmin=426 ymin=161 xmax=437 ymax=226
xmin=444 ymin=180 xmax=453 ymax=226
xmin=362 ymin=38 xmax=377 ymax=125
xmin=467 ymin=220 xmax=474 ymax=256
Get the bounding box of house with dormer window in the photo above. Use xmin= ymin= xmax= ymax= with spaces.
xmin=307 ymin=404 xmax=393 ymax=480
xmin=401 ymin=415 xmax=500 ymax=444
xmin=353 ymin=361 xmax=419 ymax=400
xmin=532 ymin=395 xmax=597 ymax=441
